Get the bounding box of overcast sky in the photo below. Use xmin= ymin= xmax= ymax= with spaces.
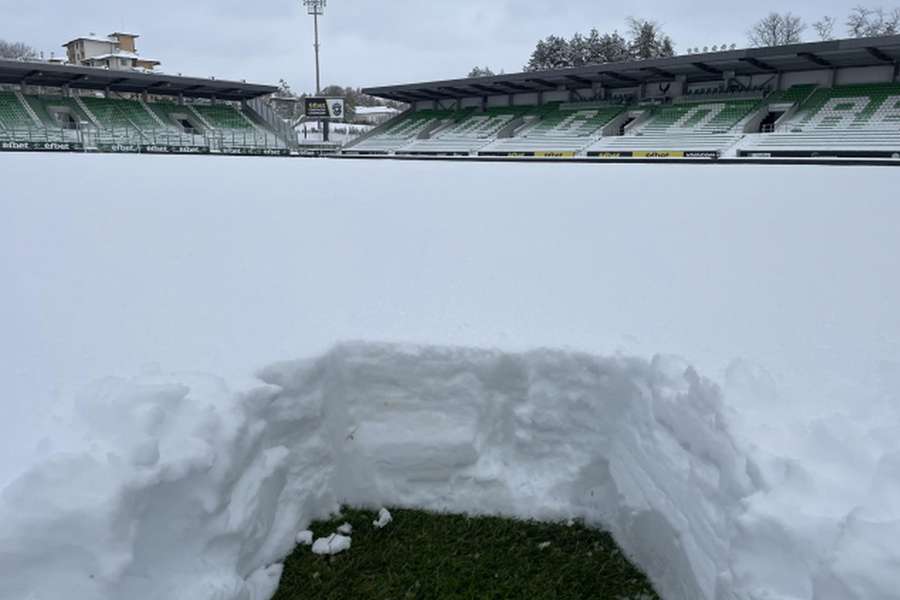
xmin=0 ymin=0 xmax=886 ymax=92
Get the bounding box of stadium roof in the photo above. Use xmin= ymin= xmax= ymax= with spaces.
xmin=0 ymin=59 xmax=277 ymax=101
xmin=85 ymin=52 xmax=162 ymax=65
xmin=364 ymin=35 xmax=900 ymax=102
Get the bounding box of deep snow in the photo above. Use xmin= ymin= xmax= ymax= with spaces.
xmin=2 ymin=154 xmax=900 ymax=600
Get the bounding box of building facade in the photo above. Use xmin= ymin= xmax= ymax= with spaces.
xmin=63 ymin=33 xmax=160 ymax=71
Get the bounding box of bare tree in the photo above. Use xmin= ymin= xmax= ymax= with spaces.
xmin=813 ymin=16 xmax=836 ymax=40
xmin=748 ymin=13 xmax=806 ymax=47
xmin=848 ymin=6 xmax=873 ymax=36
xmin=0 ymin=39 xmax=37 ymax=60
xmin=847 ymin=6 xmax=900 ymax=37
xmin=888 ymin=7 xmax=900 ymax=34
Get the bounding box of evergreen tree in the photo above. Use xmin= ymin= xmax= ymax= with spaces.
xmin=596 ymin=31 xmax=631 ymax=63
xmin=627 ymin=18 xmax=676 ymax=60
xmin=522 ymin=19 xmax=674 ymax=72
xmin=468 ymin=66 xmax=496 ymax=78
xmin=524 ymin=35 xmax=574 ymax=71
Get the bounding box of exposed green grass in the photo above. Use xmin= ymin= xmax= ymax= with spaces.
xmin=273 ymin=508 xmax=660 ymax=600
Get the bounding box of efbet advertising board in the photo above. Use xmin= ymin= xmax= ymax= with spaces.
xmin=304 ymin=97 xmax=346 ymax=120
xmin=0 ymin=140 xmax=84 ymax=152
xmin=587 ymin=150 xmax=719 ymax=159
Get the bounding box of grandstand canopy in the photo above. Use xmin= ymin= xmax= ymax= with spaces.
xmin=364 ymin=35 xmax=900 ymax=102
xmin=0 ymin=59 xmax=276 ymax=101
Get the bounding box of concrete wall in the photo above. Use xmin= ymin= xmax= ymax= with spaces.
xmin=781 ymin=69 xmax=833 ymax=88
xmin=836 ymin=65 xmax=894 ymax=85
xmin=487 ymin=95 xmax=511 ymax=107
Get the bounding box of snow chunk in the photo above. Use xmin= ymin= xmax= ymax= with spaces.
xmin=374 ymin=508 xmax=393 ymax=529
xmin=337 ymin=523 xmax=353 ymax=535
xmin=312 ymin=534 xmax=352 ymax=556
xmin=296 ymin=530 xmax=314 ymax=546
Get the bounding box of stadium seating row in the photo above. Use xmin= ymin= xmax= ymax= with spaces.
xmin=347 ymin=97 xmax=763 ymax=156
xmin=0 ymin=91 xmax=287 ymax=151
xmin=345 ymin=82 xmax=900 ymax=158
xmin=742 ymin=82 xmax=900 ymax=156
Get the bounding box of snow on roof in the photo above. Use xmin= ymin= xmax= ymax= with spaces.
xmin=63 ymin=35 xmax=116 ymax=46
xmin=86 ymin=52 xmax=160 ymax=64
xmin=109 ymin=32 xmax=140 ymax=38
xmin=89 ymin=51 xmax=139 ymax=59
xmin=355 ymin=106 xmax=400 ymax=115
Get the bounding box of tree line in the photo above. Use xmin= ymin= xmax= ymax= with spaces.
xmin=470 ymin=17 xmax=674 ymax=77
xmin=470 ymin=5 xmax=900 ymax=74
xmin=0 ymin=40 xmax=38 ymax=59
xmin=749 ymin=6 xmax=900 ymax=47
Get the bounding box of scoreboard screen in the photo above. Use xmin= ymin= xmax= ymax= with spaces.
xmin=304 ymin=97 xmax=345 ymax=120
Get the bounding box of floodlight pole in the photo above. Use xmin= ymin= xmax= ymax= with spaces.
xmin=304 ymin=0 xmax=329 ymax=142
xmin=313 ymin=10 xmax=321 ymax=94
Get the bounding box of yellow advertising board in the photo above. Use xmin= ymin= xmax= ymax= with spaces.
xmin=633 ymin=151 xmax=685 ymax=158
xmin=535 ymin=151 xmax=576 ymax=158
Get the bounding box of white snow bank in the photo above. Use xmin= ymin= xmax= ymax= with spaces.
xmin=9 ymin=341 xmax=888 ymax=600
xmin=1 ymin=340 xmax=899 ymax=599
xmin=296 ymin=531 xmax=314 ymax=546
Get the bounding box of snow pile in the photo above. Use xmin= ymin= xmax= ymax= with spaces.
xmin=373 ymin=508 xmax=393 ymax=530
xmin=722 ymin=359 xmax=900 ymax=600
xmin=2 ymin=340 xmax=899 ymax=600
xmin=1 ymin=342 xmax=757 ymax=600
xmin=337 ymin=523 xmax=353 ymax=536
xmin=311 ymin=534 xmax=352 ymax=557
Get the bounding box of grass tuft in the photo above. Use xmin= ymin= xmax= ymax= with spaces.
xmin=273 ymin=507 xmax=660 ymax=600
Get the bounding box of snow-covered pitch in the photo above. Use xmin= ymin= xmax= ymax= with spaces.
xmin=2 ymin=154 xmax=900 ymax=600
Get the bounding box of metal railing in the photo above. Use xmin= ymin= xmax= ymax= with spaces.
xmin=0 ymin=125 xmax=290 ymax=152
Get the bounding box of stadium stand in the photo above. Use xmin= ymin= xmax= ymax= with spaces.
xmin=0 ymin=92 xmax=289 ymax=151
xmin=5 ymin=35 xmax=900 ymax=161
xmin=764 ymin=84 xmax=818 ymax=106
xmin=354 ymin=35 xmax=900 ymax=161
xmin=396 ymin=106 xmax=537 ymax=155
xmin=0 ymin=91 xmax=37 ymax=130
xmin=347 ymin=104 xmax=625 ymax=156
xmin=348 ymin=110 xmax=463 ymax=154
xmin=584 ymin=99 xmax=761 ymax=157
xmin=81 ymin=96 xmax=158 ymax=131
xmin=0 ymin=57 xmax=293 ymax=154
xmin=189 ymin=102 xmax=289 ymax=150
xmin=740 ymin=83 xmax=900 ymax=157
xmin=344 ymin=81 xmax=900 ymax=159
xmin=347 ymin=90 xmax=897 ymax=159
xmin=478 ymin=103 xmax=625 ymax=155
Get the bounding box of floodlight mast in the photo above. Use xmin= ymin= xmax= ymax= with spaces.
xmin=303 ymin=0 xmax=329 ymax=141
xmin=303 ymin=0 xmax=326 ymax=94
